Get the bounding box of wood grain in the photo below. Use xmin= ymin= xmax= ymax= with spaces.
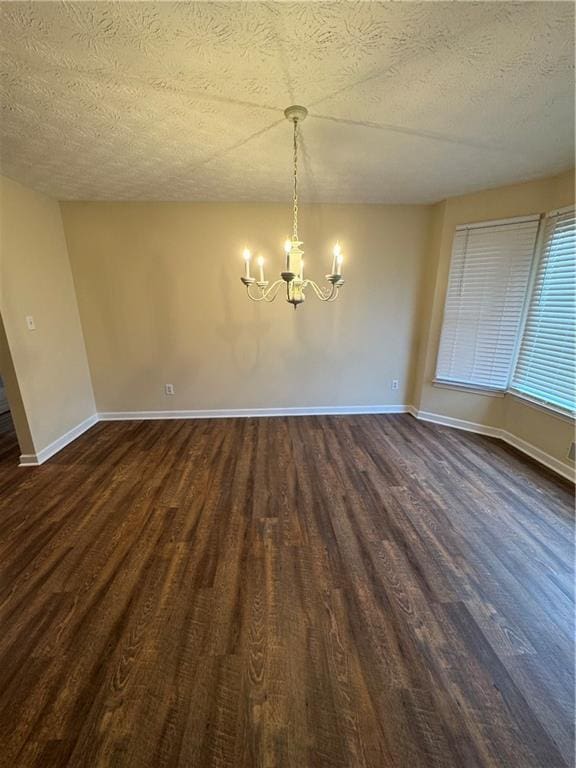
xmin=0 ymin=413 xmax=573 ymax=768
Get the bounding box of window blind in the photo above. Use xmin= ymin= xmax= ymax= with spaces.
xmin=435 ymin=216 xmax=540 ymax=390
xmin=511 ymin=207 xmax=575 ymax=413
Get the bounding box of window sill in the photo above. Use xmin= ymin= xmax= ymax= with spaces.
xmin=432 ymin=380 xmax=506 ymax=398
xmin=507 ymin=391 xmax=575 ymax=423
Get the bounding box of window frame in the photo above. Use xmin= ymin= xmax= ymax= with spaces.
xmin=434 ymin=207 xmax=575 ymax=418
xmin=433 ymin=213 xmax=542 ymax=395
xmin=508 ymin=204 xmax=576 ymax=417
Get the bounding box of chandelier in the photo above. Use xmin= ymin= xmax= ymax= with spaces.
xmin=240 ymin=105 xmax=346 ymax=308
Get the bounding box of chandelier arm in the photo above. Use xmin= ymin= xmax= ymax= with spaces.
xmin=245 ymin=286 xmax=267 ymax=302
xmin=304 ymin=279 xmax=338 ymax=302
xmin=246 ymin=279 xmax=284 ymax=302
xmin=327 ymin=288 xmax=341 ymax=302
xmin=263 ymin=280 xmax=285 ymax=302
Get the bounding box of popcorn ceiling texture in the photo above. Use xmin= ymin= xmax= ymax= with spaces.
xmin=0 ymin=1 xmax=573 ymax=202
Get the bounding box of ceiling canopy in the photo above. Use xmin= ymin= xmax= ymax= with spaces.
xmin=0 ymin=1 xmax=573 ymax=202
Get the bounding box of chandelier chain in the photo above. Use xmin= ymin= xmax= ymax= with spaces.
xmin=292 ymin=118 xmax=298 ymax=241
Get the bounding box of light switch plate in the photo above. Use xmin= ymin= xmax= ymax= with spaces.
xmin=25 ymin=315 xmax=36 ymax=331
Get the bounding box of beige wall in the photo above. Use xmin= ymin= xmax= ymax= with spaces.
xmin=502 ymin=396 xmax=574 ymax=466
xmin=60 ymin=202 xmax=432 ymax=413
xmin=0 ymin=176 xmax=95 ymax=456
xmin=411 ymin=200 xmax=445 ymax=408
xmin=2 ymin=171 xmax=571 ymax=474
xmin=413 ymin=170 xmax=575 ymax=471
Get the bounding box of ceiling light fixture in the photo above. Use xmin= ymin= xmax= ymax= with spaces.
xmin=240 ymin=105 xmax=346 ymax=308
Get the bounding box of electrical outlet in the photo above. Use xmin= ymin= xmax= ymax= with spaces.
xmin=391 ymin=379 xmax=399 ymax=390
xmin=165 ymin=384 xmax=175 ymax=395
xmin=25 ymin=315 xmax=36 ymax=331
xmin=568 ymin=442 xmax=575 ymax=462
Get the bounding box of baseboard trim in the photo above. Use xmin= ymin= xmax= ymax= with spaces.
xmin=500 ymin=430 xmax=574 ymax=482
xmin=19 ymin=413 xmax=98 ymax=467
xmin=98 ymin=405 xmax=410 ymax=421
xmin=411 ymin=408 xmax=502 ymax=438
xmin=409 ymin=407 xmax=574 ymax=482
xmin=17 ymin=406 xmax=573 ymax=481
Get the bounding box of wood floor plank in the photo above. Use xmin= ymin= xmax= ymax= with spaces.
xmin=0 ymin=413 xmax=573 ymax=767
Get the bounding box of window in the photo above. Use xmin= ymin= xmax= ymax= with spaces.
xmin=511 ymin=207 xmax=575 ymax=413
xmin=435 ymin=216 xmax=540 ymax=391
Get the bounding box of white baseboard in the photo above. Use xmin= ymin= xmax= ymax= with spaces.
xmin=16 ymin=406 xmax=573 ymax=482
xmin=19 ymin=413 xmax=98 ymax=467
xmin=500 ymin=429 xmax=574 ymax=482
xmin=18 ymin=406 xmax=409 ymax=466
xmin=410 ymin=407 xmax=502 ymax=438
xmin=98 ymin=404 xmax=410 ymax=421
xmin=409 ymin=406 xmax=573 ymax=482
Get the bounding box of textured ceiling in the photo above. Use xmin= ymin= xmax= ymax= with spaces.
xmin=0 ymin=1 xmax=574 ymax=203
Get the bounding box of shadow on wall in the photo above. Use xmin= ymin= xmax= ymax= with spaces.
xmin=215 ymin=263 xmax=273 ymax=374
xmin=217 ymin=257 xmax=343 ymax=383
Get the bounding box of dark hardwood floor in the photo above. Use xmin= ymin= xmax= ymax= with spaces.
xmin=0 ymin=413 xmax=573 ymax=768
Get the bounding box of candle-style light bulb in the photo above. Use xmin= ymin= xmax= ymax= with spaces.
xmin=284 ymin=239 xmax=292 ymax=271
xmin=243 ymin=248 xmax=251 ymax=279
xmin=332 ymin=242 xmax=341 ymax=275
xmin=257 ymin=255 xmax=265 ymax=282
xmin=337 ymin=253 xmax=344 ymax=275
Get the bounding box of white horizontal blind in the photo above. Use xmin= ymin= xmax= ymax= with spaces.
xmin=435 ymin=217 xmax=540 ymax=390
xmin=511 ymin=207 xmax=575 ymax=412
